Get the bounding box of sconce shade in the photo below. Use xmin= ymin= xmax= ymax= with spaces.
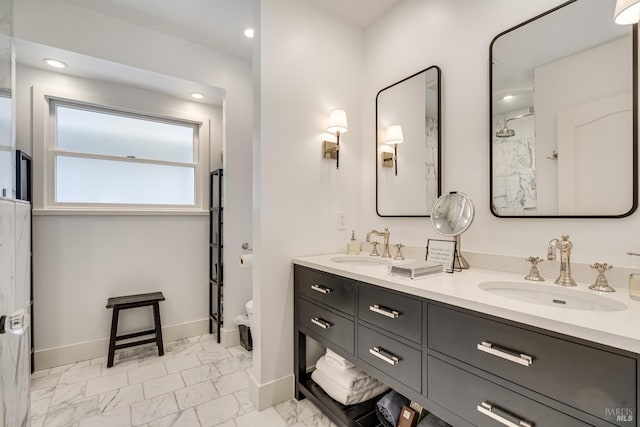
xmin=385 ymin=125 xmax=404 ymax=145
xmin=328 ymin=109 xmax=348 ymax=134
xmin=615 ymin=0 xmax=640 ymax=24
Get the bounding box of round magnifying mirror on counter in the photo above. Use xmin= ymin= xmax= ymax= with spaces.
xmin=431 ymin=191 xmax=475 ymax=269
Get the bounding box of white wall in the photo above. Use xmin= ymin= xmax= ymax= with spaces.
xmin=362 ymin=0 xmax=640 ymax=268
xmin=535 ymin=36 xmax=631 ymax=214
xmin=252 ymin=0 xmax=363 ymax=409
xmin=14 ymin=0 xmax=254 ymax=362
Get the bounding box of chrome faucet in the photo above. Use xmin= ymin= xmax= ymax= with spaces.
xmin=547 ymin=234 xmax=576 ymax=286
xmin=366 ymin=227 xmax=391 ymax=258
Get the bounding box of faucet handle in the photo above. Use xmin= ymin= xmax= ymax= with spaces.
xmin=589 ymin=263 xmax=615 ymax=292
xmin=524 ymin=256 xmax=545 ymax=282
xmin=393 ymin=244 xmax=405 ymax=261
xmin=369 ymin=241 xmax=380 ymax=257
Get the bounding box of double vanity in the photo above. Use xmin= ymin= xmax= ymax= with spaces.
xmin=311 ymin=0 xmax=640 ymax=424
xmin=293 ymin=254 xmax=640 ymax=427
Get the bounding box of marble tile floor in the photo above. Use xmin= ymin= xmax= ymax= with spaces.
xmin=30 ymin=334 xmax=337 ymax=427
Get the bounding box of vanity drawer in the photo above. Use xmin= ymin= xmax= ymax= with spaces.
xmin=358 ymin=284 xmax=422 ymax=344
xmin=295 ymin=266 xmax=356 ymax=315
xmin=298 ymin=298 xmax=354 ymax=353
xmin=428 ymin=304 xmax=636 ymax=423
xmin=428 ymin=355 xmax=590 ymax=427
xmin=357 ymin=325 xmax=421 ymax=392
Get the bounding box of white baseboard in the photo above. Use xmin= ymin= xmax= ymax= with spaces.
xmin=248 ymin=372 xmax=294 ymax=411
xmin=34 ymin=319 xmax=209 ymax=370
xmin=220 ymin=326 xmax=241 ymax=348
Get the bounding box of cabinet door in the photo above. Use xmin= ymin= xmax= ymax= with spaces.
xmin=428 ymin=304 xmax=636 ymax=425
xmin=358 ymin=285 xmax=422 ymax=344
xmin=295 ymin=266 xmax=356 ymax=315
xmin=428 ymin=356 xmax=590 ymax=427
xmin=357 ymin=325 xmax=421 ymax=392
xmin=297 ymin=298 xmax=355 ymax=353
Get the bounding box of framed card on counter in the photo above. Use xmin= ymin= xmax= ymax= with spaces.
xmin=426 ymin=239 xmax=457 ymax=273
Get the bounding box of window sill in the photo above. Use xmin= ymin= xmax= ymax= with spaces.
xmin=32 ymin=208 xmax=209 ymax=216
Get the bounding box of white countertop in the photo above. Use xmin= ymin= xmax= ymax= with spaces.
xmin=293 ymin=253 xmax=640 ymax=354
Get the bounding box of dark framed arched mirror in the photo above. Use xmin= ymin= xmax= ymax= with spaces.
xmin=490 ymin=0 xmax=637 ymax=217
xmin=376 ymin=66 xmax=441 ymax=217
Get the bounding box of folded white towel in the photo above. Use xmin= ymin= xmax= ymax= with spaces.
xmin=311 ymin=369 xmax=389 ymax=406
xmin=316 ymin=356 xmax=380 ymax=392
xmin=325 ymin=348 xmax=356 ymax=369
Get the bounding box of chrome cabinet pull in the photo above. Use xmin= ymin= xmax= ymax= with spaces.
xmin=311 ymin=284 xmax=331 ymax=294
xmin=369 ymin=346 xmax=399 ymax=365
xmin=369 ymin=304 xmax=399 ymax=319
xmin=477 ymin=401 xmax=533 ymax=427
xmin=310 ymin=317 xmax=332 ymax=329
xmin=477 ymin=341 xmax=533 ymax=367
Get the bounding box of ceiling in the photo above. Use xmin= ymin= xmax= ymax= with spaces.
xmin=309 ymin=0 xmax=402 ymax=28
xmin=16 ymin=0 xmax=402 ymax=105
xmin=63 ymin=0 xmax=402 ymax=59
xmin=16 ymin=39 xmax=226 ymax=105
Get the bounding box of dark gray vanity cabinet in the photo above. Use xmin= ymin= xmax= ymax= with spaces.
xmin=428 ymin=304 xmax=636 ymax=425
xmin=356 ymin=284 xmax=424 ymax=397
xmin=427 ymin=355 xmax=591 ymax=427
xmin=297 ymin=297 xmax=355 ymax=353
xmin=358 ymin=285 xmax=422 ymax=344
xmin=295 ymin=267 xmax=377 ymax=427
xmin=293 ymin=265 xmax=638 ymax=427
xmin=357 ymin=324 xmax=422 ymax=392
xmin=296 ymin=266 xmax=356 ymax=316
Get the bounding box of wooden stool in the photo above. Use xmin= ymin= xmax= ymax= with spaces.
xmin=106 ymin=291 xmax=165 ymax=368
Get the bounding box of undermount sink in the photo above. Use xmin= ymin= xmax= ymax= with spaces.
xmin=479 ymin=281 xmax=627 ymax=312
xmin=330 ymin=256 xmax=390 ymax=267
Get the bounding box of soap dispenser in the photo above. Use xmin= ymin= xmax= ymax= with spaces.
xmin=347 ymin=230 xmax=360 ymax=255
xmin=628 ymin=252 xmax=640 ymax=300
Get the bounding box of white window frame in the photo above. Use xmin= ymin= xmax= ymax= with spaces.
xmin=32 ymin=85 xmax=210 ymax=215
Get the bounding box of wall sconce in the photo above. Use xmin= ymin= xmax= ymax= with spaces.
xmin=323 ymin=109 xmax=348 ymax=169
xmin=381 ymin=148 xmax=394 ymax=168
xmin=615 ymin=0 xmax=640 ymax=24
xmin=383 ymin=125 xmax=404 ymax=175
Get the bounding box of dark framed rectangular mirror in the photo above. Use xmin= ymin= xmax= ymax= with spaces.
xmin=490 ymin=0 xmax=637 ymax=217
xmin=376 ymin=66 xmax=441 ymax=217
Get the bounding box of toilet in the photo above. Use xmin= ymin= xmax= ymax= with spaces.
xmin=245 ymin=299 xmax=254 ymax=329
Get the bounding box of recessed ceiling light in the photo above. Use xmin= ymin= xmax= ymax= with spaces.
xmin=502 ymin=94 xmax=514 ymax=101
xmin=190 ymin=92 xmax=205 ymax=100
xmin=43 ymin=58 xmax=67 ymax=69
xmin=244 ymin=28 xmax=255 ymax=39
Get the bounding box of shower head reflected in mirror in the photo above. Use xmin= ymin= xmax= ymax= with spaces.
xmin=495 ymin=111 xmax=535 ymax=138
xmin=496 ymin=126 xmax=515 ymax=138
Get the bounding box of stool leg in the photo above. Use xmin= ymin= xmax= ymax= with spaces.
xmin=153 ymin=302 xmax=164 ymax=356
xmin=107 ymin=308 xmax=120 ymax=368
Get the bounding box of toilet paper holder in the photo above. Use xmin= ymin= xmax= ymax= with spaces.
xmin=242 ymin=242 xmax=253 ymax=251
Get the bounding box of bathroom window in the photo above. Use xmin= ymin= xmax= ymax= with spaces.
xmin=33 ymin=86 xmax=210 ymax=213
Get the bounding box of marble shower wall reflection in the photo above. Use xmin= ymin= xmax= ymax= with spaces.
xmin=425 ymin=117 xmax=438 ymax=212
xmin=492 ymin=111 xmax=536 ymax=214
